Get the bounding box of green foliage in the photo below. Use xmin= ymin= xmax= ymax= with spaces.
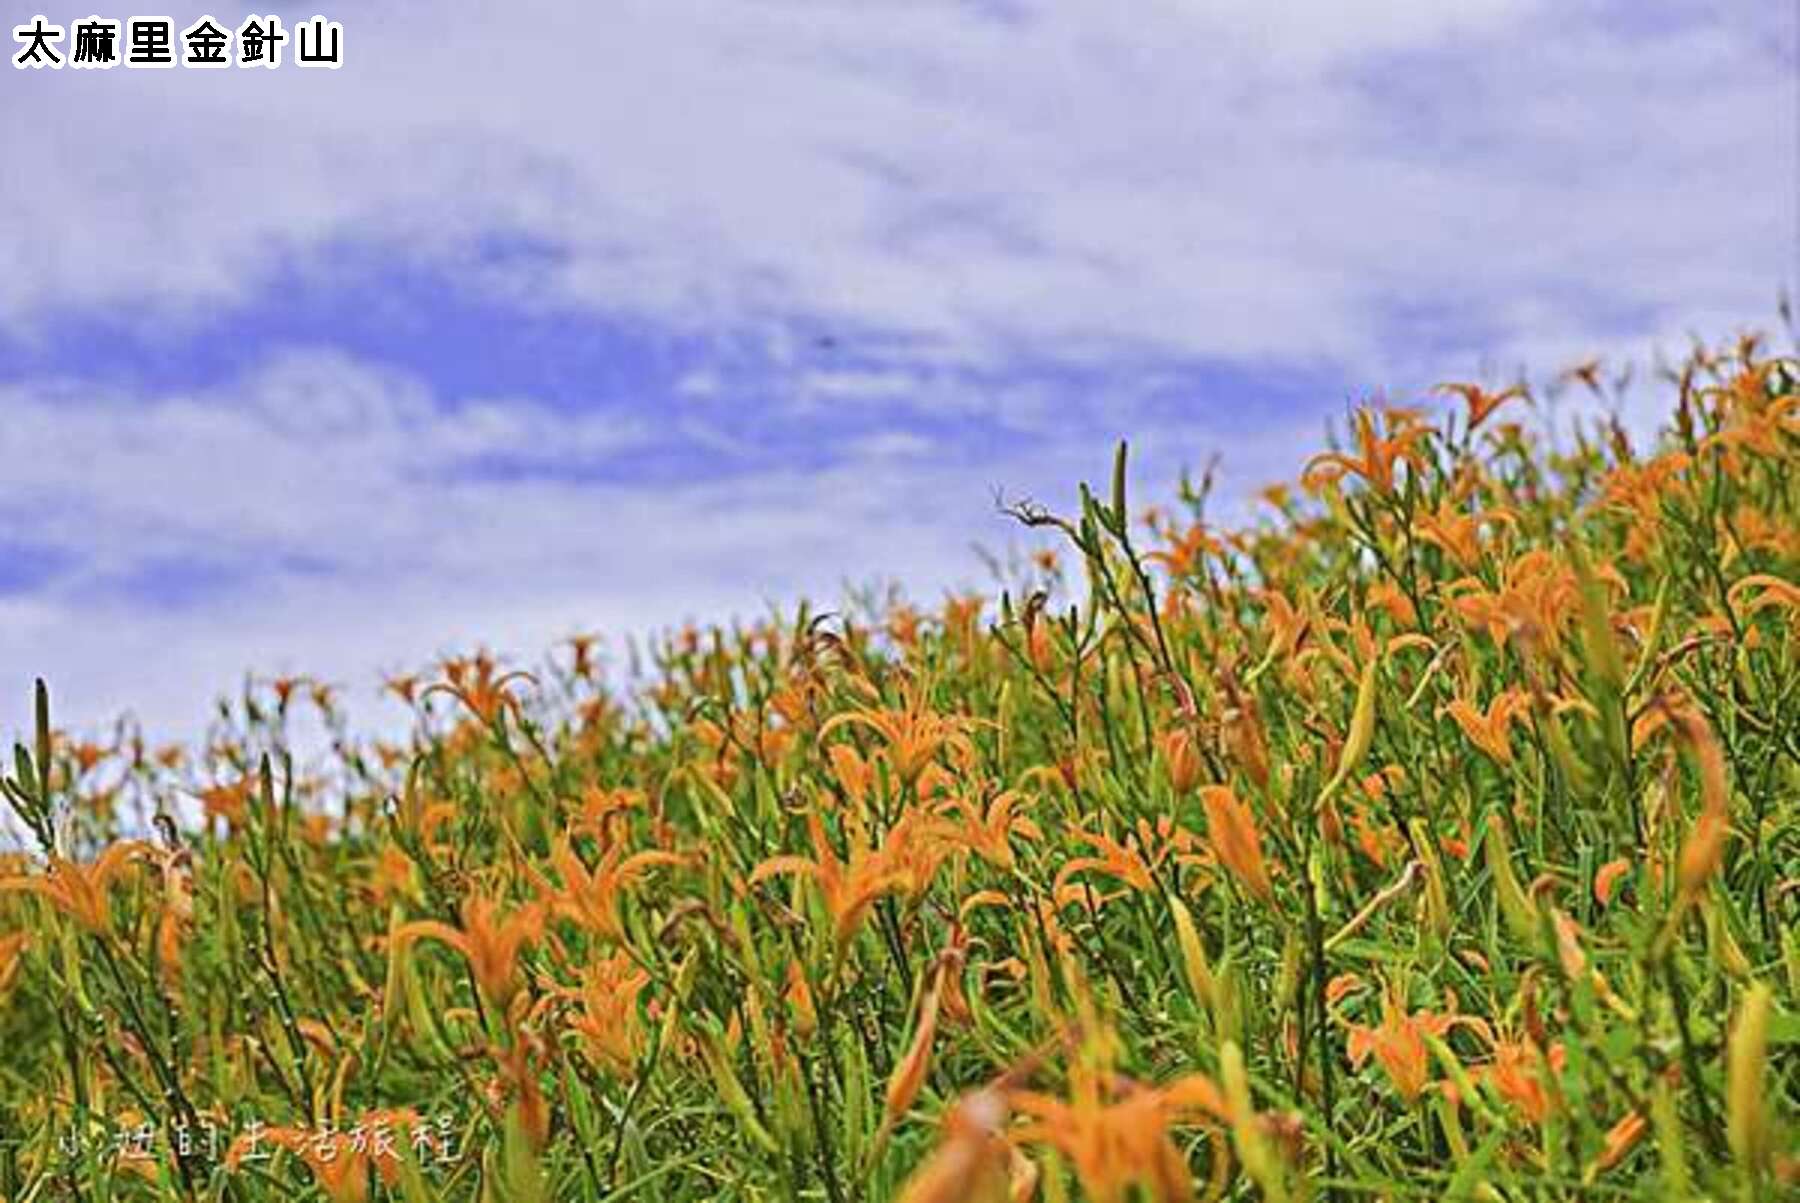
xmin=1 ymin=331 xmax=1798 ymax=1201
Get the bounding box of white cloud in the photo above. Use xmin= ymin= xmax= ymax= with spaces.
xmin=0 ymin=348 xmax=1334 ymax=747
xmin=1 ymin=0 xmax=1788 ymax=381
xmin=0 ymin=328 xmax=1357 ymax=770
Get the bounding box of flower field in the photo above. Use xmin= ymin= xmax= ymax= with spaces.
xmin=2 ymin=332 xmax=1798 ymax=1201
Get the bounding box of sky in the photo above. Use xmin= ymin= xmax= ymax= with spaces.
xmin=0 ymin=0 xmax=1794 ymax=750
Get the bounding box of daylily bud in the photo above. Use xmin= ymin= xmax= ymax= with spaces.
xmin=1168 ymin=894 xmax=1216 ymax=1010
xmin=1727 ymin=982 xmax=1773 ymax=1177
xmin=1484 ymin=815 xmax=1539 ymax=943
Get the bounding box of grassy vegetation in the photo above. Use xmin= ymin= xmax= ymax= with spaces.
xmin=2 ymin=331 xmax=1798 ymax=1201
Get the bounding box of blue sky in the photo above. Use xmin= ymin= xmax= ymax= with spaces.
xmin=0 ymin=0 xmax=1793 ymax=746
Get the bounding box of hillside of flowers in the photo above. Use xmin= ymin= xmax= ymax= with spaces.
xmin=2 ymin=332 xmax=1797 ymax=1201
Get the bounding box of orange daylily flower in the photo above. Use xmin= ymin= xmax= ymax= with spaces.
xmin=1365 ymin=579 xmax=1418 ymax=628
xmin=0 ymin=931 xmax=27 ymax=998
xmin=1594 ymin=449 xmax=1695 ymax=561
xmin=1326 ymin=972 xmax=1367 ymax=1006
xmin=1214 ymin=666 xmax=1273 ymax=789
xmin=1257 ymin=587 xmax=1314 ymax=666
xmin=1158 ymin=727 xmax=1204 ymax=795
xmin=1635 ymin=698 xmax=1733 ymax=909
xmin=1054 ymin=817 xmax=1202 ymax=907
xmin=769 ymin=680 xmax=822 ymax=733
xmin=1483 ymin=1033 xmax=1566 ymax=1125
xmin=884 ymin=809 xmax=955 ymax=902
xmin=538 ymin=835 xmax=683 ymax=945
xmin=426 ymin=651 xmax=537 ymax=725
xmin=942 ymin=593 xmax=986 ymax=658
xmin=565 ymin=951 xmax=649 ymax=1076
xmin=751 ymin=811 xmax=922 ymax=956
xmin=820 ymin=683 xmax=979 ymax=786
xmin=1722 ymin=504 xmax=1800 ymax=564
xmin=936 ymin=786 xmax=1041 ymax=871
xmin=393 ymin=893 xmax=544 ymax=1008
xmin=0 ymin=840 xmax=154 ymax=936
xmin=153 ymin=843 xmax=195 ymax=982
xmin=197 ymin=777 xmax=254 ymax=828
xmin=565 ymin=631 xmax=602 ymax=680
xmin=1434 ymin=381 xmax=1528 ymax=431
xmin=366 ymin=845 xmax=418 ymax=907
xmin=1024 ymin=611 xmax=1057 ymax=673
xmin=1728 ymin=573 xmax=1800 ymax=633
xmin=226 ymin=1109 xmax=426 ymax=1203
xmin=1559 ymin=358 xmax=1605 ymax=396
xmin=1416 ymin=498 xmax=1515 ymax=569
xmin=63 ymin=737 xmax=110 ymax=777
xmin=785 ymin=959 xmax=818 ymax=1038
xmin=382 ymin=672 xmax=422 ymax=705
xmin=1445 ymin=548 xmax=1586 ymax=657
xmin=1010 ymin=1055 xmax=1231 ymax=1203
xmin=567 ymin=785 xmax=646 ymax=845
xmin=391 ymin=784 xmax=458 ymax=860
xmin=1443 ymin=688 xmax=1531 ymax=764
xmin=893 ymin=1089 xmax=1016 ymax=1203
xmin=266 ymin=674 xmax=311 ymax=710
xmin=489 ymin=1033 xmax=553 ymax=1152
xmin=1346 ymin=990 xmax=1491 ymax=1104
xmin=1347 ymin=1003 xmax=1433 ymax=1103
xmin=887 ymin=604 xmax=924 ymax=648
xmin=883 ymin=955 xmax=952 ymax=1131
xmin=1146 ymin=522 xmax=1224 ymax=578
xmin=1589 ymin=1111 xmax=1649 ymax=1177
xmin=1200 ymin=785 xmax=1273 ymax=904
xmin=1594 ymin=859 xmax=1631 ymax=906
xmin=1698 ymin=360 xmax=1800 ymax=468
xmin=826 ymin=742 xmax=875 ymax=810
xmin=1347 ymin=793 xmax=1405 ymax=869
xmin=1302 ymin=406 xmax=1432 ymax=495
